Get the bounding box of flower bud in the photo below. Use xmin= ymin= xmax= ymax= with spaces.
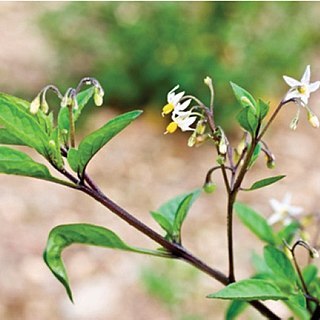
xmin=40 ymin=97 xmax=49 ymax=114
xmin=219 ymin=137 xmax=227 ymax=154
xmin=311 ymin=248 xmax=319 ymax=259
xmin=203 ymin=182 xmax=217 ymax=194
xmin=94 ymin=86 xmax=104 ymax=106
xmin=60 ymin=94 xmax=69 ymax=108
xmin=187 ymin=132 xmax=197 ymax=147
xmin=195 ymin=120 xmax=206 ymax=135
xmin=266 ymin=154 xmax=276 ymax=169
xmin=204 ymin=76 xmax=213 ymax=88
xmin=308 ymin=111 xmax=319 ymax=128
xmin=30 ymin=95 xmax=41 ymax=114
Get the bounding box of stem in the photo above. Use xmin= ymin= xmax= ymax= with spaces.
xmin=68 ymin=106 xmax=76 ymax=148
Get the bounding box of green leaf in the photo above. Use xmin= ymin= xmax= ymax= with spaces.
xmin=302 ymin=264 xmax=318 ymax=286
xmin=277 ymin=221 xmax=300 ymax=245
xmin=173 ymin=189 xmax=201 ymax=236
xmin=207 ymin=279 xmax=287 ymax=301
xmin=230 ymin=82 xmax=257 ymax=109
xmin=244 ymin=175 xmax=286 ymax=191
xmin=150 ymin=189 xmax=201 ymax=241
xmin=43 ymin=223 xmax=166 ymax=302
xmin=234 ymin=202 xmax=276 ymax=245
xmin=285 ymin=293 xmax=309 ymax=320
xmin=67 ymin=110 xmax=142 ymax=174
xmin=226 ymin=300 xmax=248 ymax=320
xmin=150 ymin=211 xmax=173 ymax=235
xmin=0 ymin=128 xmax=26 ymax=145
xmin=236 ymin=106 xmax=259 ymax=135
xmin=257 ymin=99 xmax=270 ymax=120
xmin=264 ymin=245 xmax=297 ymax=283
xmin=0 ymin=93 xmax=50 ymax=156
xmin=0 ymin=146 xmax=68 ymax=185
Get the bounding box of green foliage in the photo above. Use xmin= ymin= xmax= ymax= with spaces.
xmin=67 ymin=110 xmax=142 ymax=175
xmin=40 ymin=3 xmax=320 ymax=126
xmin=234 ymin=202 xmax=276 ymax=245
xmin=248 ymin=143 xmax=261 ymax=168
xmin=207 ymin=279 xmax=287 ymax=301
xmin=263 ymin=245 xmax=297 ymax=284
xmin=236 ymin=107 xmax=259 ymax=135
xmin=225 ymin=300 xmax=248 ymax=320
xmin=0 ymin=93 xmax=50 ymax=156
xmin=43 ymin=223 xmax=165 ymax=301
xmin=245 ymin=175 xmax=286 ymax=191
xmin=0 ymin=146 xmax=67 ymax=185
xmin=150 ymin=189 xmax=201 ymax=242
xmin=230 ymin=82 xmax=257 ymax=109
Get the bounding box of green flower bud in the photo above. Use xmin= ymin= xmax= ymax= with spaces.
xmin=203 ymin=182 xmax=217 ymax=194
xmin=94 ymin=87 xmax=104 ymax=106
xmin=30 ymin=95 xmax=41 ymax=114
xmin=216 ymin=155 xmax=225 ymax=165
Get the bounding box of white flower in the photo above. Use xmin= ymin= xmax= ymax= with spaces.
xmin=164 ymin=111 xmax=197 ymax=134
xmin=283 ymin=65 xmax=320 ymax=106
xmin=268 ymin=193 xmax=303 ymax=226
xmin=162 ymin=85 xmax=189 ymax=116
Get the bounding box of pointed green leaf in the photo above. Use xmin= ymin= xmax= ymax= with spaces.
xmin=230 ymin=82 xmax=257 ymax=109
xmin=236 ymin=106 xmax=259 ymax=135
xmin=226 ymin=300 xmax=248 ymax=320
xmin=43 ymin=223 xmax=166 ymax=301
xmin=0 ymin=128 xmax=26 ymax=145
xmin=150 ymin=189 xmax=201 ymax=240
xmin=264 ymin=245 xmax=297 ymax=283
xmin=234 ymin=202 xmax=276 ymax=244
xmin=257 ymin=99 xmax=270 ymax=120
xmin=0 ymin=146 xmax=68 ymax=185
xmin=67 ymin=110 xmax=142 ymax=174
xmin=207 ymin=279 xmax=287 ymax=301
xmin=0 ymin=93 xmax=50 ymax=156
xmin=150 ymin=211 xmax=174 ymax=236
xmin=173 ymin=188 xmax=201 ymax=235
xmin=245 ymin=175 xmax=286 ymax=191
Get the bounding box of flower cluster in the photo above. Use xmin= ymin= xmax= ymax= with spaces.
xmin=283 ymin=65 xmax=320 ymax=129
xmin=162 ymin=85 xmax=199 ymax=134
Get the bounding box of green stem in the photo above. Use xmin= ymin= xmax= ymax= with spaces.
xmin=68 ymin=106 xmax=76 ymax=148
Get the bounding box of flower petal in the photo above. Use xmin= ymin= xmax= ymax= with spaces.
xmin=301 ymin=65 xmax=311 ymax=84
xmin=283 ymin=75 xmax=301 ymax=87
xmin=268 ymin=213 xmax=282 ymax=225
xmin=284 ymin=90 xmax=300 ymax=102
xmin=176 ymin=99 xmax=191 ymax=112
xmin=308 ymin=81 xmax=320 ymax=93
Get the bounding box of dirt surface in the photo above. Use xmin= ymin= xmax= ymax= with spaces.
xmin=1 ymin=3 xmax=320 ymax=320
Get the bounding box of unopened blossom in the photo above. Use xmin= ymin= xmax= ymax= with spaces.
xmin=268 ymin=193 xmax=303 ymax=226
xmin=283 ymin=65 xmax=320 ymax=106
xmin=30 ymin=94 xmax=41 ymax=114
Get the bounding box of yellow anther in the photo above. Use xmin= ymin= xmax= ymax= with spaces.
xmin=162 ymin=103 xmax=174 ymax=116
xmin=298 ymin=85 xmax=307 ymax=94
xmin=164 ymin=121 xmax=178 ymax=134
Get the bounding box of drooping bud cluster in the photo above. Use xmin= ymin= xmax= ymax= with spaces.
xmin=29 ymin=77 xmax=104 ymax=115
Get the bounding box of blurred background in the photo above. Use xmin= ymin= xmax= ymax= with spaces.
xmin=1 ymin=2 xmax=320 ymax=319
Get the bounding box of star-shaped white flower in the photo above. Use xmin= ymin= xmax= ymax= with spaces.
xmin=283 ymin=65 xmax=320 ymax=106
xmin=162 ymin=85 xmax=191 ymax=116
xmin=268 ymin=193 xmax=303 ymax=226
xmin=164 ymin=110 xmax=197 ymax=134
